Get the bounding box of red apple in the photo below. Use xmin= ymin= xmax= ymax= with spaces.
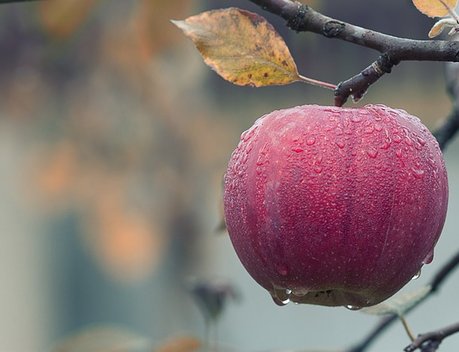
xmin=223 ymin=104 xmax=448 ymax=308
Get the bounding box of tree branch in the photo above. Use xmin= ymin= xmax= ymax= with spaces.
xmin=404 ymin=320 xmax=459 ymax=352
xmin=248 ymin=0 xmax=459 ymax=105
xmin=433 ymin=108 xmax=459 ymax=151
xmin=345 ymin=250 xmax=459 ymax=352
xmin=0 ymin=0 xmax=41 ymax=3
xmin=434 ymin=60 xmax=459 ymax=151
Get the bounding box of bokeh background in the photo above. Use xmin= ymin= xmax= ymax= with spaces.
xmin=0 ymin=0 xmax=458 ymax=351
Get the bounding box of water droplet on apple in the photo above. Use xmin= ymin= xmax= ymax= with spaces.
xmin=412 ymin=168 xmax=425 ymax=179
xmin=336 ymin=140 xmax=345 ymax=149
xmin=292 ymin=147 xmax=304 ymax=153
xmin=314 ymin=165 xmax=323 ymax=174
xmin=276 ymin=263 xmax=289 ymax=276
xmin=367 ymin=148 xmax=378 ymax=158
xmin=380 ymin=142 xmax=390 ymax=150
xmin=270 ymin=286 xmax=291 ymax=306
xmin=345 ymin=305 xmax=362 ymax=311
xmin=423 ymin=250 xmax=434 ymax=264
xmin=411 ymin=269 xmax=422 ymax=280
xmin=393 ymin=134 xmax=402 ymax=143
xmin=306 ymin=137 xmax=316 ymax=146
xmin=241 ymin=126 xmax=257 ymax=142
xmin=405 ymin=137 xmax=414 ymax=146
xmin=364 ymin=125 xmax=375 ymax=134
xmin=417 ymin=137 xmax=426 ymax=146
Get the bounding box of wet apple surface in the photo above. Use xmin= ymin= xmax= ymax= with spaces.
xmin=224 ymin=104 xmax=449 ymax=308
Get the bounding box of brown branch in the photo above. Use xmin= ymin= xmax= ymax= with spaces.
xmin=434 ymin=60 xmax=459 ymax=151
xmin=248 ymin=0 xmax=459 ymax=106
xmin=404 ymin=320 xmax=459 ymax=352
xmin=433 ymin=108 xmax=459 ymax=150
xmin=345 ymin=250 xmax=459 ymax=352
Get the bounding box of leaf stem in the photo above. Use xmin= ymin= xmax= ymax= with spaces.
xmin=399 ymin=315 xmax=416 ymax=342
xmin=297 ymin=74 xmax=337 ymax=90
xmin=438 ymin=0 xmax=459 ymax=24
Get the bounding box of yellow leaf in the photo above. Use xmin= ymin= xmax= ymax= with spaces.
xmin=412 ymin=0 xmax=458 ymax=18
xmin=172 ymin=8 xmax=301 ymax=87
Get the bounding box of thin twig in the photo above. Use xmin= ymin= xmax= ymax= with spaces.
xmin=435 ymin=60 xmax=459 ymax=150
xmin=248 ymin=0 xmax=459 ymax=105
xmin=404 ymin=320 xmax=459 ymax=352
xmin=433 ymin=108 xmax=459 ymax=150
xmin=400 ymin=315 xmax=416 ymax=342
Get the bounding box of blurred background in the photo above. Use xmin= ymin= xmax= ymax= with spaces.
xmin=0 ymin=0 xmax=458 ymax=351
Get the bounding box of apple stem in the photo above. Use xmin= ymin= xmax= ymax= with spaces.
xmin=399 ymin=314 xmax=416 ymax=342
xmin=297 ymin=74 xmax=337 ymax=90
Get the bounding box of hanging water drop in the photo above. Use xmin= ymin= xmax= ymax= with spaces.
xmin=412 ymin=269 xmax=422 ymax=280
xmin=345 ymin=305 xmax=362 ymax=311
xmin=270 ymin=287 xmax=291 ymax=306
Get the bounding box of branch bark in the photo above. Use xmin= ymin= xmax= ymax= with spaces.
xmin=249 ymin=0 xmax=459 ymax=105
xmin=434 ymin=60 xmax=459 ymax=151
xmin=404 ymin=320 xmax=459 ymax=352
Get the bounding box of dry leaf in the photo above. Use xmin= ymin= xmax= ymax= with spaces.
xmin=412 ymin=0 xmax=458 ymax=18
xmin=360 ymin=285 xmax=432 ymax=316
xmin=172 ymin=8 xmax=301 ymax=87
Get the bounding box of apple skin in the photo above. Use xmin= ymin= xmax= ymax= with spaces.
xmin=223 ymin=104 xmax=448 ymax=308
